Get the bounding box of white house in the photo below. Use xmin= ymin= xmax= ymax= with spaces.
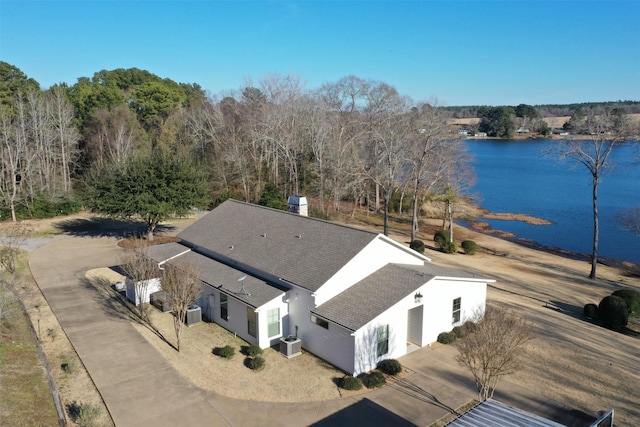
xmin=145 ymin=200 xmax=492 ymax=376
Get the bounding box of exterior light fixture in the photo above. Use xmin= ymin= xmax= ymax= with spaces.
xmin=414 ymin=292 xmax=423 ymax=304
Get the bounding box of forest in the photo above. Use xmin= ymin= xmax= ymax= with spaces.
xmin=0 ymin=61 xmax=636 ymax=237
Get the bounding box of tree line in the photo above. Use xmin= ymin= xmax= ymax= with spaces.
xmin=1 ymin=63 xmax=471 ymax=240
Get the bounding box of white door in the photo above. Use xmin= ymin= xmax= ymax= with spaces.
xmin=407 ymin=305 xmax=423 ymax=346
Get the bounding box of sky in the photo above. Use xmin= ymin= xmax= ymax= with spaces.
xmin=1 ymin=0 xmax=639 ymax=106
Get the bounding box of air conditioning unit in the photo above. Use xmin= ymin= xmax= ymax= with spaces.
xmin=186 ymin=304 xmax=201 ymax=325
xmin=279 ymin=336 xmax=302 ymax=358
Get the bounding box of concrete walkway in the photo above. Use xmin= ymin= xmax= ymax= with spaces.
xmin=29 ymin=235 xmax=533 ymax=426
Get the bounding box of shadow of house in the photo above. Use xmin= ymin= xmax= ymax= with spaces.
xmin=310 ymin=398 xmax=415 ymax=427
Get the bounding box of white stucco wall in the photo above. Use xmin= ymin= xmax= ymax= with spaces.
xmin=197 ymin=286 xmax=288 ymax=349
xmin=420 ymin=278 xmax=487 ymax=344
xmin=125 ymin=277 xmax=161 ymax=305
xmin=349 ymin=277 xmax=487 ymax=376
xmin=314 ymin=235 xmax=426 ymax=306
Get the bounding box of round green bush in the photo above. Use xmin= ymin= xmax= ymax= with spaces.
xmin=341 ymin=376 xmax=363 ymax=391
xmin=461 ymin=240 xmax=477 ymax=255
xmin=434 ymin=230 xmax=448 ymax=247
xmin=364 ymin=371 xmax=386 ymax=388
xmin=217 ymin=345 xmax=235 ymax=359
xmin=437 ymin=331 xmax=456 ymax=344
xmin=443 ymin=241 xmax=458 ymax=254
xmin=248 ymin=356 xmax=265 ymax=370
xmin=377 ymin=359 xmax=402 ymax=376
xmin=247 ymin=344 xmax=263 ymax=357
xmin=598 ymin=295 xmax=629 ymax=330
xmin=611 ymin=289 xmax=640 ymax=316
xmin=583 ymin=303 xmax=598 ymax=319
xmin=410 ymin=239 xmax=425 ymax=254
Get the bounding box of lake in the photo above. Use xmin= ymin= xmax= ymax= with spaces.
xmin=464 ymin=139 xmax=640 ymax=264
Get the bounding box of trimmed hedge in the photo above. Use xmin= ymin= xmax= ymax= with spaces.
xmin=341 ymin=376 xmax=363 ymax=391
xmin=377 ymin=359 xmax=402 ymax=376
xmin=461 ymin=240 xmax=477 ymax=255
xmin=583 ymin=303 xmax=598 ymax=319
xmin=364 ymin=371 xmax=386 ymax=388
xmin=598 ymin=295 xmax=629 ymax=330
xmin=410 ymin=239 xmax=425 ymax=254
xmin=437 ymin=331 xmax=456 ymax=344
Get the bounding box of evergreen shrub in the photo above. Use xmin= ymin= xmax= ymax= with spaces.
xmin=437 ymin=331 xmax=456 ymax=344
xmin=598 ymin=295 xmax=629 ymax=330
xmin=461 ymin=240 xmax=477 ymax=255
xmin=583 ymin=303 xmax=598 ymax=319
xmin=410 ymin=239 xmax=425 ymax=254
xmin=217 ymin=345 xmax=235 ymax=359
xmin=341 ymin=376 xmax=363 ymax=391
xmin=611 ymin=289 xmax=640 ymax=316
xmin=377 ymin=359 xmax=402 ymax=376
xmin=247 ymin=344 xmax=263 ymax=357
xmin=364 ymin=371 xmax=386 ymax=388
xmin=248 ymin=356 xmax=265 ymax=370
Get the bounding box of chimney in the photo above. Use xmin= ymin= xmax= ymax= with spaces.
xmin=287 ymin=196 xmax=308 ymax=217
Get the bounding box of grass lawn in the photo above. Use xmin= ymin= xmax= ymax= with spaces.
xmin=0 ymin=299 xmax=59 ymax=427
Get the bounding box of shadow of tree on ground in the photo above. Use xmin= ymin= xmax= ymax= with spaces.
xmin=53 ymin=217 xmax=176 ymax=238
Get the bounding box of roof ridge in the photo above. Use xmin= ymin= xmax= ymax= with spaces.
xmin=223 ymin=199 xmax=379 ymax=237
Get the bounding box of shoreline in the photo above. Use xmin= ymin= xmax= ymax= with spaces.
xmin=462 ymin=217 xmax=640 ymax=275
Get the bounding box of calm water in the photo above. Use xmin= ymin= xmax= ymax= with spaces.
xmin=465 ymin=139 xmax=640 ymax=264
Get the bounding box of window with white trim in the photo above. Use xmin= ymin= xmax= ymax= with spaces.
xmin=376 ymin=325 xmax=389 ymax=357
xmin=267 ymin=308 xmax=280 ymax=337
xmin=452 ymin=297 xmax=461 ymax=324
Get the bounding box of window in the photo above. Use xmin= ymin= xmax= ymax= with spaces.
xmin=267 ymin=308 xmax=280 ymax=337
xmin=220 ymin=294 xmax=228 ymax=321
xmin=376 ymin=325 xmax=389 ymax=357
xmin=247 ymin=306 xmax=257 ymax=338
xmin=310 ymin=314 xmax=329 ymax=329
xmin=452 ymin=297 xmax=461 ymax=324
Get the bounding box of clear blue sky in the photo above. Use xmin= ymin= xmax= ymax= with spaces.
xmin=1 ymin=0 xmax=639 ymax=106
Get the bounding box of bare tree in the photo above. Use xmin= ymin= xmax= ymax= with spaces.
xmin=120 ymin=243 xmax=159 ymax=321
xmin=0 ymin=279 xmax=16 ymax=326
xmin=161 ymin=261 xmax=201 ymax=352
xmin=546 ymin=109 xmax=630 ymax=279
xmin=0 ymin=223 xmax=31 ymax=274
xmin=455 ymin=307 xmax=533 ymax=401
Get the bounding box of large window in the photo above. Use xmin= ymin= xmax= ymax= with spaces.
xmin=376 ymin=325 xmax=389 ymax=357
xmin=220 ymin=294 xmax=228 ymax=321
xmin=247 ymin=306 xmax=257 ymax=338
xmin=452 ymin=297 xmax=461 ymax=324
xmin=267 ymin=308 xmax=280 ymax=337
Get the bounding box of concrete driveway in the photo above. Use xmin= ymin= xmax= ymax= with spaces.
xmin=30 ymin=235 xmax=481 ymax=426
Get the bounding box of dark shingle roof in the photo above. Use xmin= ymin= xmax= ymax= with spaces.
xmin=177 ymin=200 xmax=379 ymax=292
xmin=146 ymin=243 xmax=284 ymax=308
xmin=312 ymin=263 xmax=490 ymax=332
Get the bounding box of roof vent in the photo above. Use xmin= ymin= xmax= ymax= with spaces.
xmin=287 ymin=196 xmax=308 ymax=216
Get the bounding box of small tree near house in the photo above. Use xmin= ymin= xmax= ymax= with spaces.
xmin=455 ymin=307 xmax=532 ymax=401
xmin=161 ymin=261 xmax=202 ymax=352
xmin=120 ymin=243 xmax=158 ymax=321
